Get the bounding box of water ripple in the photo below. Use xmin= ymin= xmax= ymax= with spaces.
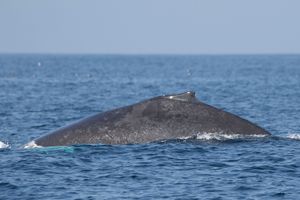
xmin=1 ymin=55 xmax=300 ymax=199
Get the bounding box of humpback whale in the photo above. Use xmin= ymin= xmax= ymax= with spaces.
xmin=25 ymin=91 xmax=270 ymax=147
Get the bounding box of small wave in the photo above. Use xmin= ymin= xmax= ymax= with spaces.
xmin=0 ymin=141 xmax=9 ymax=149
xmin=286 ymin=133 xmax=300 ymax=140
xmin=0 ymin=182 xmax=18 ymax=189
xmin=179 ymin=132 xmax=267 ymax=141
xmin=23 ymin=141 xmax=74 ymax=153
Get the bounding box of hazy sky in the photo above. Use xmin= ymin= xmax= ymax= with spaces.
xmin=0 ymin=0 xmax=299 ymax=54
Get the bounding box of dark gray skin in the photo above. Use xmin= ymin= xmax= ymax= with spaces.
xmin=27 ymin=91 xmax=270 ymax=147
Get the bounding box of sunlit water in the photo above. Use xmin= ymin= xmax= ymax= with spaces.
xmin=0 ymin=54 xmax=300 ymax=199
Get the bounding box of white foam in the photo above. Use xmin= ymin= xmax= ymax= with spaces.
xmin=179 ymin=132 xmax=267 ymax=141
xmin=0 ymin=141 xmax=9 ymax=149
xmin=286 ymin=133 xmax=300 ymax=140
xmin=23 ymin=141 xmax=42 ymax=149
xmin=196 ymin=132 xmax=243 ymax=140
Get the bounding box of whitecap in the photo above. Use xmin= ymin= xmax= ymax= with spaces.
xmin=0 ymin=141 xmax=9 ymax=149
xmin=286 ymin=133 xmax=300 ymax=140
xmin=23 ymin=141 xmax=42 ymax=149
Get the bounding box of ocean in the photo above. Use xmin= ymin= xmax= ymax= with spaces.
xmin=0 ymin=54 xmax=299 ymax=199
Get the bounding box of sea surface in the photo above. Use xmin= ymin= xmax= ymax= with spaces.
xmin=0 ymin=54 xmax=300 ymax=199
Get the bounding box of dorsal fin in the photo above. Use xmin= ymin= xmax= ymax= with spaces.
xmin=163 ymin=91 xmax=198 ymax=102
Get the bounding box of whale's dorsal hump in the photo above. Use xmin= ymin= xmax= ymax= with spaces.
xmin=163 ymin=91 xmax=198 ymax=102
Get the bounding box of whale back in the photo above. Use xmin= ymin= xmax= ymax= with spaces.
xmin=29 ymin=91 xmax=270 ymax=147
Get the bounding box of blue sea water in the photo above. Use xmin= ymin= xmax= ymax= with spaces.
xmin=0 ymin=54 xmax=300 ymax=199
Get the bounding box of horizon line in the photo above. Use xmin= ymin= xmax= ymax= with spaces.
xmin=0 ymin=52 xmax=300 ymax=56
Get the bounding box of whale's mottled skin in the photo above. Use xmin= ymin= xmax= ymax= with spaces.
xmin=26 ymin=91 xmax=270 ymax=147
